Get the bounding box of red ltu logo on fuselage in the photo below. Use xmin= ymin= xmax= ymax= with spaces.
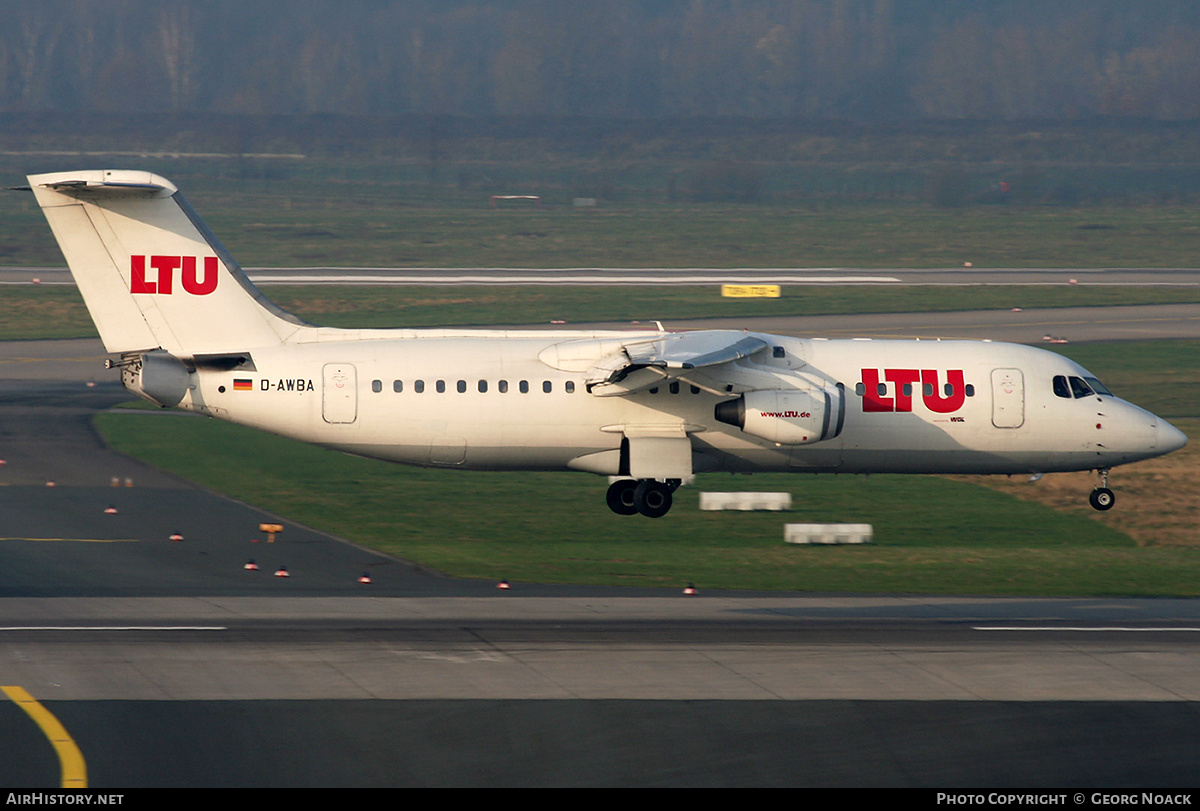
xmin=130 ymin=255 xmax=218 ymax=295
xmin=861 ymin=368 xmax=966 ymax=413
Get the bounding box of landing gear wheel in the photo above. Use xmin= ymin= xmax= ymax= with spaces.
xmin=633 ymin=480 xmax=673 ymax=518
xmin=1089 ymin=487 xmax=1115 ymax=511
xmin=606 ymin=480 xmax=639 ymax=515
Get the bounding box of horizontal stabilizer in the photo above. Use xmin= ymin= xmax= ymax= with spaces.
xmin=41 ymin=178 xmax=170 ymax=195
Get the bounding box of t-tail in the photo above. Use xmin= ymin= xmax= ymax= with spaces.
xmin=28 ymin=169 xmax=306 ymax=355
xmin=27 ymin=169 xmax=309 ymax=406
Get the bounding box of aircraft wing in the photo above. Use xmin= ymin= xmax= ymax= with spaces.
xmin=585 ymin=331 xmax=769 ymax=396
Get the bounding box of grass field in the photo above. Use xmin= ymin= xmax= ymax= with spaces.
xmin=4 ymin=282 xmax=1200 ymax=340
xmin=6 ymin=185 xmax=1200 ymax=269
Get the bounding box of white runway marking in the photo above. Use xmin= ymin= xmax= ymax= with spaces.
xmin=975 ymin=626 xmax=1200 ymax=632
xmin=0 ymin=626 xmax=227 ymax=631
xmin=248 ymin=273 xmax=904 ymax=284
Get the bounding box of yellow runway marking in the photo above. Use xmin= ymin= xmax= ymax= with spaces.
xmin=2 ymin=685 xmax=87 ymax=788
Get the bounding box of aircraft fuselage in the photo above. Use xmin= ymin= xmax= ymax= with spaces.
xmin=156 ymin=330 xmax=1182 ymax=479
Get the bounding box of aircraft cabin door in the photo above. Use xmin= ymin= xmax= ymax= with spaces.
xmin=322 ymin=363 xmax=357 ymax=424
xmin=991 ymin=368 xmax=1024 ymax=429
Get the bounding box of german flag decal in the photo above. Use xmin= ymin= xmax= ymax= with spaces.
xmin=233 ymin=379 xmax=253 ymax=391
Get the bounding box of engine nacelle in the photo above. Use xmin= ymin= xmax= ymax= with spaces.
xmin=715 ymin=387 xmax=842 ymax=445
xmin=120 ymin=350 xmax=190 ymax=407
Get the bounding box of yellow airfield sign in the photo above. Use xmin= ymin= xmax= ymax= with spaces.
xmin=721 ymin=284 xmax=781 ymax=298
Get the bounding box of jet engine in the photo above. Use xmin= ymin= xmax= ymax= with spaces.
xmin=714 ymin=387 xmax=843 ymax=445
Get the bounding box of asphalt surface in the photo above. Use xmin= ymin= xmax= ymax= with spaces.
xmin=2 ymin=314 xmax=1200 ymax=787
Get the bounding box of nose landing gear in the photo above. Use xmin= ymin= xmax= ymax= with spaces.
xmin=1089 ymin=468 xmax=1115 ymax=511
xmin=606 ymin=478 xmax=680 ymax=518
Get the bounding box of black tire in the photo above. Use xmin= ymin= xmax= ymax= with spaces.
xmin=606 ymin=479 xmax=639 ymax=515
xmin=634 ymin=480 xmax=673 ymax=518
xmin=1089 ymin=487 xmax=1115 ymax=511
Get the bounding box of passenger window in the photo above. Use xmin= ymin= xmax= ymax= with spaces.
xmin=902 ymin=383 xmax=912 ymax=397
xmin=669 ymin=382 xmax=680 ymax=394
xmin=457 ymin=380 xmax=467 ymax=393
xmin=1053 ymin=375 xmax=1071 ymax=398
xmin=649 ymin=387 xmax=659 ymax=394
xmin=690 ymin=385 xmax=700 ymax=394
xmin=543 ymin=381 xmax=552 ymax=393
xmin=372 ymin=380 xmax=382 ymax=393
xmin=855 ymin=383 xmax=865 ymax=396
xmin=478 ymin=380 xmax=487 ymax=393
xmin=943 ymin=383 xmax=954 ymax=397
xmin=393 ymin=380 xmax=403 ymax=393
xmin=565 ymin=381 xmax=575 ymax=393
xmin=519 ymin=380 xmax=529 ymax=394
xmin=415 ymin=380 xmax=425 ymax=393
xmin=499 ymin=380 xmax=508 ymax=393
xmin=923 ymin=383 xmax=933 ymax=397
xmin=436 ymin=380 xmax=446 ymax=393
xmin=965 ymin=384 xmax=975 ymax=397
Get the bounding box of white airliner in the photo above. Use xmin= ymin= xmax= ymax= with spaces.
xmin=24 ymin=169 xmax=1187 ymax=517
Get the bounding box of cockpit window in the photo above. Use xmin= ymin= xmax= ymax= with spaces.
xmin=1054 ymin=374 xmax=1112 ymax=399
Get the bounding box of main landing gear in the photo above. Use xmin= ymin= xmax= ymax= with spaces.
xmin=606 ymin=479 xmax=681 ymax=518
xmin=1089 ymin=468 xmax=1115 ymax=511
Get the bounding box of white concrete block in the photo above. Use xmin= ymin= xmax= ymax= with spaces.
xmin=784 ymin=523 xmax=873 ymax=545
xmin=699 ymin=492 xmax=792 ymax=511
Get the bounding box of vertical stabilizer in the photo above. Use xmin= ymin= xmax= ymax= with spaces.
xmin=28 ymin=170 xmax=306 ymax=356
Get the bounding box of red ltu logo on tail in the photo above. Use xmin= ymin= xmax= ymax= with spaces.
xmin=130 ymin=255 xmax=218 ymax=295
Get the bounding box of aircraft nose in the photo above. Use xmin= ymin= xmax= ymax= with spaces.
xmin=1157 ymin=420 xmax=1188 ymax=454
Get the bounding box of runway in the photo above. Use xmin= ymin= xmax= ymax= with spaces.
xmin=3 ymin=594 xmax=1200 ymax=786
xmin=2 ymin=316 xmax=1200 ymax=786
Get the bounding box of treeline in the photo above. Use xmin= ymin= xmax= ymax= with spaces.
xmin=3 ymin=0 xmax=1200 ymax=121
